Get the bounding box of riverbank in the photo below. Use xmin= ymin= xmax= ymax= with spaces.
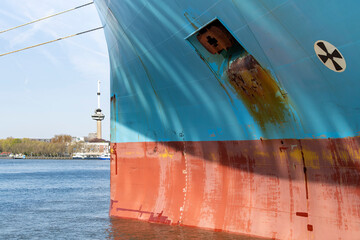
xmin=1 ymin=157 xmax=109 ymax=160
xmin=1 ymin=157 xmax=74 ymax=160
xmin=24 ymin=157 xmax=73 ymax=160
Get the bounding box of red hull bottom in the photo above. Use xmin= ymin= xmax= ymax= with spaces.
xmin=110 ymin=137 xmax=360 ymax=239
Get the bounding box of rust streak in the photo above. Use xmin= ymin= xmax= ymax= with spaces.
xmin=296 ymin=212 xmax=309 ymax=217
xmin=184 ymin=12 xmax=198 ymax=30
xmin=307 ymin=224 xmax=313 ymax=231
xmin=197 ymin=20 xmax=235 ymax=54
xmin=226 ymin=54 xmax=291 ymax=129
xmin=298 ymin=140 xmax=309 ymax=199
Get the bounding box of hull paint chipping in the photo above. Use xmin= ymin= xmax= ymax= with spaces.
xmin=94 ymin=0 xmax=360 ymax=238
xmin=110 ymin=137 xmax=360 ymax=239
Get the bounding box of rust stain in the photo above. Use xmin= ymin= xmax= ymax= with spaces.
xmin=149 ymin=211 xmax=171 ymax=224
xmin=307 ymin=224 xmax=313 ymax=231
xmin=184 ymin=12 xmax=198 ymax=30
xmin=112 ymin=144 xmax=118 ymax=175
xmin=290 ymin=149 xmax=303 ymax=164
xmin=110 ymin=199 xmax=118 ymax=211
xmin=226 ymin=54 xmax=291 ymax=129
xmin=111 ymin=94 xmax=117 ymax=140
xmin=111 ymin=94 xmax=117 ymax=119
xmin=115 ymin=207 xmax=171 ymax=225
xmin=110 ymin=94 xmax=116 ymax=103
xmin=302 ymin=149 xmax=320 ymax=169
xmin=296 ymin=212 xmax=309 ymax=217
xmin=196 ymin=20 xmax=235 ymax=54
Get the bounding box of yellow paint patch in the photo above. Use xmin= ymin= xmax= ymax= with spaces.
xmin=290 ymin=149 xmax=303 ymax=164
xmin=322 ymin=150 xmax=334 ymax=165
xmin=255 ymin=151 xmax=270 ymax=158
xmin=277 ymin=151 xmax=287 ymax=165
xmin=302 ymin=149 xmax=320 ymax=169
xmin=347 ymin=149 xmax=360 ymax=163
xmin=338 ymin=150 xmax=350 ymax=165
xmin=159 ymin=148 xmax=174 ymax=159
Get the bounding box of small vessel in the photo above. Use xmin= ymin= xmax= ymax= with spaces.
xmin=99 ymin=153 xmax=110 ymax=160
xmin=0 ymin=152 xmax=14 ymax=159
xmin=72 ymin=152 xmax=110 ymax=160
xmin=13 ymin=154 xmax=25 ymax=159
xmin=72 ymin=153 xmax=85 ymax=160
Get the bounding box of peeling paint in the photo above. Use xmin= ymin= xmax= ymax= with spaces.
xmin=226 ymin=54 xmax=292 ymax=129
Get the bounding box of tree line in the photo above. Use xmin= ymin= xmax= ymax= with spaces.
xmin=0 ymin=135 xmax=84 ymax=157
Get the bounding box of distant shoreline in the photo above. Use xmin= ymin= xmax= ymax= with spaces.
xmin=0 ymin=157 xmax=107 ymax=160
xmin=25 ymin=156 xmax=72 ymax=160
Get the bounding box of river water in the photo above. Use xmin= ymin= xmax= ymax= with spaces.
xmin=0 ymin=159 xmax=260 ymax=239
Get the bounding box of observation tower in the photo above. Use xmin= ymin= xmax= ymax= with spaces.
xmin=91 ymin=80 xmax=105 ymax=139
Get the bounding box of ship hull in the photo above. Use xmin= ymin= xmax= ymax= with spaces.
xmin=110 ymin=137 xmax=360 ymax=239
xmin=94 ymin=0 xmax=360 ymax=238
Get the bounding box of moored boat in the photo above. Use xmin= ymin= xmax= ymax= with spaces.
xmin=72 ymin=153 xmax=86 ymax=160
xmin=13 ymin=154 xmax=25 ymax=159
xmin=0 ymin=152 xmax=14 ymax=159
xmin=99 ymin=153 xmax=110 ymax=160
xmin=72 ymin=152 xmax=110 ymax=160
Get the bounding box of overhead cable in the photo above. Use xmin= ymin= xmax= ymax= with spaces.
xmin=0 ymin=26 xmax=103 ymax=57
xmin=0 ymin=2 xmax=94 ymax=34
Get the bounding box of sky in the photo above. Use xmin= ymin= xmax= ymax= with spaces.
xmin=0 ymin=0 xmax=110 ymax=140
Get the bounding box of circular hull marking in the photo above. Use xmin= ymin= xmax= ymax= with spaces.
xmin=314 ymin=40 xmax=346 ymax=72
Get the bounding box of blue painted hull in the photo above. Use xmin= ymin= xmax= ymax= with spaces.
xmin=96 ymin=0 xmax=360 ymax=143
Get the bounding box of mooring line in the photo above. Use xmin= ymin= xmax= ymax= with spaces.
xmin=0 ymin=2 xmax=94 ymax=34
xmin=0 ymin=26 xmax=103 ymax=57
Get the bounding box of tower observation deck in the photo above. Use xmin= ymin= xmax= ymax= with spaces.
xmin=91 ymin=80 xmax=105 ymax=139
